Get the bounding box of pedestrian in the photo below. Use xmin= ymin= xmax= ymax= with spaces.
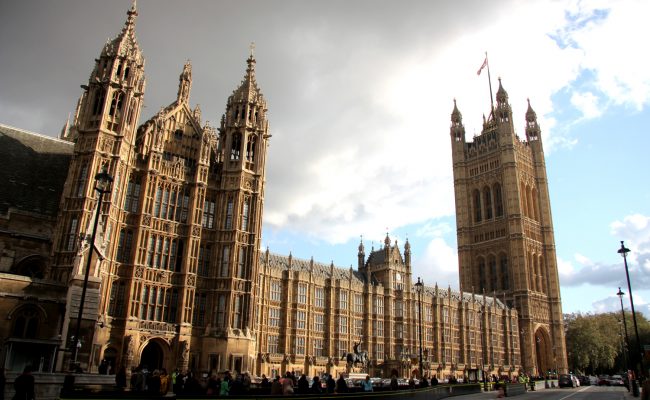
xmin=336 ymin=373 xmax=348 ymax=393
xmin=409 ymin=376 xmax=415 ymax=389
xmin=281 ymin=372 xmax=294 ymax=395
xmin=390 ymin=374 xmax=398 ymax=390
xmin=220 ymin=371 xmax=231 ymax=396
xmin=326 ymin=374 xmax=336 ymax=393
xmin=242 ymin=371 xmax=251 ymax=393
xmin=115 ymin=366 xmax=127 ymax=390
xmin=297 ymin=374 xmax=309 ymax=394
xmin=13 ymin=366 xmax=35 ymax=400
xmin=270 ymin=376 xmax=282 ymax=395
xmin=159 ymin=369 xmax=169 ymax=395
xmin=362 ymin=375 xmax=373 ymax=392
xmin=420 ymin=376 xmax=429 ymax=388
xmin=311 ymin=376 xmax=322 ymax=394
xmin=431 ymin=374 xmax=438 ymax=386
xmin=641 ymin=374 xmax=650 ymax=400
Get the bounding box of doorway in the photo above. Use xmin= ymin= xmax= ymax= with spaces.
xmin=140 ymin=340 xmax=164 ymax=371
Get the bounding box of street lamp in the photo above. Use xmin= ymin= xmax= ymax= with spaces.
xmin=617 ymin=286 xmax=639 ymax=396
xmin=414 ymin=277 xmax=424 ymax=380
xmin=479 ymin=308 xmax=487 ymax=391
xmin=618 ymin=241 xmax=644 ymax=395
xmin=71 ymin=168 xmax=113 ymax=371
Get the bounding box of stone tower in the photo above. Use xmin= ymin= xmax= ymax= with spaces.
xmin=49 ymin=2 xmax=146 ymax=370
xmin=199 ymin=48 xmax=271 ymax=373
xmin=450 ymin=80 xmax=567 ymax=376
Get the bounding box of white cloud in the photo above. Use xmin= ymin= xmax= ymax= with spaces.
xmin=412 ymin=237 xmax=459 ymax=289
xmin=570 ymin=91 xmax=602 ymax=119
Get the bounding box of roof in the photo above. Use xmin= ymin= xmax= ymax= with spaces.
xmin=261 ymin=252 xmax=367 ymax=284
xmin=0 ymin=123 xmax=73 ymax=217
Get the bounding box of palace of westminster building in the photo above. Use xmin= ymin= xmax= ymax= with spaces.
xmin=0 ymin=4 xmax=567 ymax=380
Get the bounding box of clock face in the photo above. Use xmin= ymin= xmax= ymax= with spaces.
xmin=396 ymin=273 xmax=402 ymax=281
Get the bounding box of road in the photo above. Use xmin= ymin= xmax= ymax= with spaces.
xmin=459 ymin=386 xmax=634 ymax=400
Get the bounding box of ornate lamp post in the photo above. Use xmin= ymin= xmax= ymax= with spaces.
xmin=71 ymin=168 xmax=113 ymax=371
xmin=618 ymin=241 xmax=643 ymax=396
xmin=617 ymin=286 xmax=639 ymax=396
xmin=414 ymin=277 xmax=424 ymax=379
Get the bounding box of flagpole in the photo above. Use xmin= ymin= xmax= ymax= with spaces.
xmin=485 ymin=52 xmax=494 ymax=115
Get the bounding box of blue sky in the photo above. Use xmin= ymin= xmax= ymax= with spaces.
xmin=1 ymin=0 xmax=648 ymax=316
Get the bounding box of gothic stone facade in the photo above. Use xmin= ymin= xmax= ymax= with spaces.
xmin=0 ymin=4 xmax=568 ymax=380
xmin=450 ymin=81 xmax=568 ymax=376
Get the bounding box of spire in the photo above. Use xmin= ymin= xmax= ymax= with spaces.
xmin=525 ymin=98 xmax=541 ymax=141
xmin=450 ymin=99 xmax=465 ymax=142
xmin=451 ymin=99 xmax=462 ymax=124
xmin=177 ymin=60 xmax=192 ymax=104
xmin=60 ymin=113 xmax=71 ymax=140
xmin=384 ymin=232 xmax=391 ymax=247
xmin=101 ymin=2 xmax=142 ymax=60
xmin=496 ymin=77 xmax=508 ymax=104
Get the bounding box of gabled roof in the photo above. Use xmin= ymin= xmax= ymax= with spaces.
xmin=0 ymin=123 xmax=73 ymax=217
xmin=261 ymin=252 xmax=368 ymax=284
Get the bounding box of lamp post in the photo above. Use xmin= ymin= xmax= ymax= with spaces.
xmin=71 ymin=168 xmax=113 ymax=371
xmin=479 ymin=308 xmax=487 ymax=391
xmin=617 ymin=285 xmax=639 ymax=396
xmin=618 ymin=241 xmax=644 ymax=392
xmin=414 ymin=277 xmax=424 ymax=380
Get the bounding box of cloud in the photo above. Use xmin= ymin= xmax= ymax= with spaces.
xmin=559 ymin=214 xmax=650 ymax=288
xmin=570 ymin=91 xmax=602 ymax=119
xmin=412 ymin=237 xmax=459 ymax=289
xmin=592 ymin=292 xmax=650 ymax=317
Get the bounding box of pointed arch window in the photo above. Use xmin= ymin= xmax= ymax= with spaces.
xmin=216 ymin=294 xmax=227 ymax=328
xmin=494 ymin=183 xmax=503 ymax=217
xmin=224 ymin=198 xmax=234 ymax=229
xmin=76 ymin=163 xmax=88 ymax=197
xmin=241 ymin=197 xmax=250 ymax=231
xmin=92 ymin=88 xmax=106 ymax=116
xmin=500 ymin=254 xmax=509 ymax=290
xmin=488 ymin=255 xmax=497 ymax=291
xmin=484 ymin=187 xmax=493 ymax=220
xmin=246 ymin=135 xmax=256 ymax=162
xmin=65 ymin=218 xmax=79 ymax=252
xmin=478 ymin=257 xmax=486 ymax=292
xmin=473 ymin=189 xmax=482 ymax=223
xmin=12 ymin=307 xmax=40 ymax=339
xmin=230 ymin=132 xmax=242 ymax=160
xmin=109 ymin=92 xmax=122 ymax=117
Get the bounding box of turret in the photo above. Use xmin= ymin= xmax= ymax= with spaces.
xmin=450 ymin=99 xmax=465 ymax=143
xmin=404 ymin=237 xmax=411 ymax=268
xmin=525 ymin=99 xmax=541 ymax=142
xmin=177 ymin=60 xmax=192 ymax=105
xmin=495 ymin=78 xmax=512 ymax=125
xmin=357 ymin=236 xmax=365 ymax=270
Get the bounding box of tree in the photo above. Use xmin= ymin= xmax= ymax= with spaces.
xmin=564 ymin=312 xmax=650 ymax=375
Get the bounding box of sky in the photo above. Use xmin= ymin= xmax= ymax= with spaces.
xmin=1 ymin=0 xmax=649 ymax=317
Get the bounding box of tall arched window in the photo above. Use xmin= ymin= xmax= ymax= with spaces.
xmin=478 ymin=257 xmax=486 ymax=292
xmin=538 ymin=255 xmax=546 ymax=293
xmin=488 ymin=255 xmax=497 ymax=292
xmin=494 ymin=183 xmax=504 ymax=217
xmin=484 ymin=187 xmax=493 ymax=220
xmin=531 ymin=187 xmax=539 ymax=221
xmin=230 ymin=132 xmax=242 ymax=160
xmin=499 ymin=254 xmax=509 ymax=290
xmin=92 ymin=88 xmax=106 ymax=116
xmin=473 ymin=189 xmax=482 ymax=223
xmin=246 ymin=135 xmax=256 ymax=162
xmin=12 ymin=306 xmax=41 ymax=339
xmin=520 ymin=183 xmax=529 ymax=217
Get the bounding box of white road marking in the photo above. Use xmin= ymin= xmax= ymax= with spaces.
xmin=558 ymin=386 xmax=591 ymax=400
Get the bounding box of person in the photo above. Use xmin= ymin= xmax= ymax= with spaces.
xmin=390 ymin=374 xmax=398 ymax=390
xmin=159 ymin=369 xmax=169 ymax=395
xmin=270 ymin=376 xmax=283 ymax=395
xmin=147 ymin=370 xmax=161 ymax=394
xmin=326 ymin=374 xmax=336 ymax=393
xmin=220 ymin=371 xmax=231 ymax=396
xmin=311 ymin=376 xmax=322 ymax=394
xmin=281 ymin=372 xmax=294 ymax=395
xmin=431 ymin=374 xmax=439 ymax=386
xmin=115 ymin=366 xmax=127 ymax=390
xmin=297 ymin=374 xmax=309 ymax=394
xmin=0 ymin=367 xmax=6 ymax=400
xmin=362 ymin=375 xmax=373 ymax=392
xmin=242 ymin=372 xmax=251 ymax=393
xmin=260 ymin=374 xmax=270 ymax=391
xmin=641 ymin=374 xmax=650 ymax=400
xmin=420 ymin=376 xmax=429 ymax=388
xmin=336 ymin=373 xmax=348 ymax=393
xmin=13 ymin=366 xmax=35 ymax=400
xmin=409 ymin=376 xmax=415 ymax=389
xmin=495 ymin=381 xmax=505 ymax=398
xmin=206 ymin=373 xmax=220 ymax=395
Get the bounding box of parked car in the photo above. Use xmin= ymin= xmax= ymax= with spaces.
xmin=559 ymin=374 xmax=576 ymax=388
xmin=610 ymin=375 xmax=624 ymax=386
xmin=572 ymin=375 xmax=580 ymax=387
xmin=578 ymin=375 xmax=590 ymax=386
xmin=598 ymin=375 xmax=611 ymax=386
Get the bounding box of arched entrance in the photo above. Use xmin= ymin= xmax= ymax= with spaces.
xmin=534 ymin=327 xmax=552 ymax=376
xmin=140 ymin=340 xmax=164 ymax=371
